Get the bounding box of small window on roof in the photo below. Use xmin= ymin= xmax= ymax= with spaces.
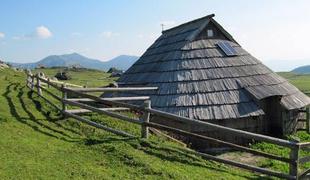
xmin=217 ymin=42 xmax=237 ymax=56
xmin=207 ymin=29 xmax=214 ymax=37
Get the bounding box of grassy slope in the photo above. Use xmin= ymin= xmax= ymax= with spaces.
xmin=0 ymin=68 xmax=256 ymax=179
xmin=277 ymin=72 xmax=310 ymax=92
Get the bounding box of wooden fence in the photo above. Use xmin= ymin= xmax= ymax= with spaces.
xmin=26 ymin=72 xmax=310 ymax=180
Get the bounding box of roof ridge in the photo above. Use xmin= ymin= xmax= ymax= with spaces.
xmin=162 ymin=14 xmax=215 ymax=34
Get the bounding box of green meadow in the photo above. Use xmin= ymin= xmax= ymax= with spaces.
xmin=0 ymin=67 xmax=309 ymax=179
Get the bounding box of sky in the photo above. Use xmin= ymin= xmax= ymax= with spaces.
xmin=0 ymin=0 xmax=309 ymax=71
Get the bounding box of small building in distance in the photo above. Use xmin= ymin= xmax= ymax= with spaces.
xmin=108 ymin=67 xmax=124 ymax=77
xmin=114 ymin=14 xmax=310 ymax=148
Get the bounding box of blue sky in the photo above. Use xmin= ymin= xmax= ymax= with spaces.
xmin=0 ymin=0 xmax=309 ymax=71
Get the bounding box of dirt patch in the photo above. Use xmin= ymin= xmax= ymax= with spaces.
xmin=217 ymin=152 xmax=265 ymax=166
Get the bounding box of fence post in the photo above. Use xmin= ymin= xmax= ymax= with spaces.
xmin=289 ymin=145 xmax=300 ymax=179
xmin=141 ymin=100 xmax=151 ymax=139
xmin=26 ymin=72 xmax=30 ymax=88
xmin=61 ymin=84 xmax=67 ymax=117
xmin=36 ymin=74 xmax=42 ymax=95
xmin=47 ymin=78 xmax=50 ymax=88
xmin=307 ymin=106 xmax=310 ymax=134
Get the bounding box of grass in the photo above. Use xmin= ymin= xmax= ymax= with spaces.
xmin=33 ymin=67 xmax=117 ymax=87
xmin=277 ymin=72 xmax=310 ymax=92
xmin=0 ymin=68 xmax=258 ymax=179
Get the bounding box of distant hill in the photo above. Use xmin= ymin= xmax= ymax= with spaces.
xmin=292 ymin=65 xmax=310 ymax=74
xmin=9 ymin=53 xmax=139 ymax=71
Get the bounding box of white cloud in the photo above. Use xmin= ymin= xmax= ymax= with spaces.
xmin=0 ymin=32 xmax=5 ymax=39
xmin=12 ymin=26 xmax=52 ymax=40
xmin=99 ymin=31 xmax=120 ymax=38
xmin=36 ymin=26 xmax=52 ymax=39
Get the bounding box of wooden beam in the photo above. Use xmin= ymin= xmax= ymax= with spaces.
xmin=289 ymin=146 xmax=299 ymax=179
xmin=66 ymin=96 xmax=150 ymax=102
xmin=63 ymin=86 xmax=298 ymax=148
xmin=307 ymin=107 xmax=310 ymax=134
xmin=67 ymin=87 xmax=158 ymax=92
xmin=65 ymin=107 xmax=130 ymax=114
xmin=144 ymin=121 xmax=292 ymax=163
xmin=148 ymin=108 xmax=298 ymax=148
xmin=141 ymin=100 xmax=150 ymax=139
xmin=63 ymin=99 xmax=141 ymax=125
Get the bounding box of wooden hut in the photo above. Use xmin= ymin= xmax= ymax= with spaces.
xmin=114 ymin=14 xmax=310 ymax=148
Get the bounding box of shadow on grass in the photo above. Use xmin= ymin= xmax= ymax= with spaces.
xmin=26 ymin=89 xmax=83 ymax=137
xmin=129 ymin=140 xmax=265 ymax=180
xmin=1 ymin=83 xmax=268 ymax=179
xmin=2 ymin=83 xmax=79 ymax=142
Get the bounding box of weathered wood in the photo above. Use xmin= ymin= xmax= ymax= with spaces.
xmin=63 ymin=86 xmax=298 ymax=148
xmin=289 ymin=146 xmax=300 ymax=179
xmin=148 ymin=108 xmax=298 ymax=148
xmin=31 ymin=75 xmax=35 ymax=90
xmin=61 ymin=84 xmax=67 ymax=118
xmin=63 ymin=99 xmax=141 ymax=125
xmin=68 ymin=87 xmax=158 ymax=92
xmin=66 ymin=96 xmax=150 ymax=102
xmin=144 ymin=121 xmax=291 ymax=163
xmin=47 ymin=78 xmax=83 ymax=88
xmin=47 ymin=78 xmax=50 ymax=88
xmin=299 ymin=142 xmax=310 ymax=152
xmin=65 ymin=107 xmax=130 ymax=114
xmin=144 ymin=121 xmax=294 ymax=179
xmin=307 ymin=107 xmax=310 ymax=134
xmin=38 ymin=76 xmax=62 ymax=91
xmin=63 ymin=111 xmax=135 ymax=137
xmin=298 ymin=168 xmax=310 ymax=179
xmin=188 ymin=148 xmax=294 ymax=179
xmin=141 ymin=100 xmax=151 ymax=139
xmin=36 ymin=74 xmax=42 ymax=95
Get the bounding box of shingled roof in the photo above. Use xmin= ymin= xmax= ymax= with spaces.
xmin=117 ymin=14 xmax=310 ymax=120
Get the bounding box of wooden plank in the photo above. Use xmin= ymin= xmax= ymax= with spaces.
xmin=36 ymin=75 xmax=42 ymax=95
xmin=299 ymin=142 xmax=310 ymax=152
xmin=307 ymin=107 xmax=310 ymax=134
xmin=63 ymin=86 xmax=298 ymax=148
xmin=289 ymin=147 xmax=299 ymax=178
xmin=66 ymin=96 xmax=150 ymax=102
xmin=38 ymin=77 xmax=62 ymax=91
xmin=185 ymin=147 xmax=294 ymax=179
xmin=144 ymin=121 xmax=294 ymax=179
xmin=68 ymin=87 xmax=158 ymax=92
xmin=65 ymin=107 xmax=130 ymax=114
xmin=144 ymin=121 xmax=291 ymax=163
xmin=148 ymin=108 xmax=298 ymax=148
xmin=298 ymin=168 xmax=310 ymax=179
xmin=63 ymin=99 xmax=141 ymax=125
xmin=141 ymin=100 xmax=150 ymax=139
xmin=63 ymin=111 xmax=135 ymax=137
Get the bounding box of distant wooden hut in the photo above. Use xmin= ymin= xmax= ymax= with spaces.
xmin=114 ymin=14 xmax=310 ymax=148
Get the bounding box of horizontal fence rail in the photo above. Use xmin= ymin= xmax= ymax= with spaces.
xmin=26 ymin=71 xmax=310 ymax=180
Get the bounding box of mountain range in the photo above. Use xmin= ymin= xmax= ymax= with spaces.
xmin=9 ymin=53 xmax=139 ymax=71
xmin=292 ymin=65 xmax=310 ymax=74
